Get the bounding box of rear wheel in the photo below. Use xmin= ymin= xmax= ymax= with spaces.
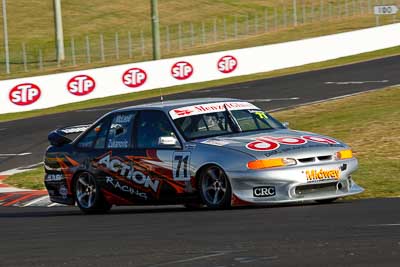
xmin=74 ymin=172 xmax=111 ymax=214
xmin=199 ymin=165 xmax=231 ymax=209
xmin=315 ymin=198 xmax=338 ymax=204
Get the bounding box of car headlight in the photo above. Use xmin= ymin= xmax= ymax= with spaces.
xmin=247 ymin=158 xmax=297 ymax=169
xmin=336 ymin=149 xmax=353 ymax=160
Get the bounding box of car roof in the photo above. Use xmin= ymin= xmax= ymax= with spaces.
xmin=113 ymin=97 xmax=243 ymax=113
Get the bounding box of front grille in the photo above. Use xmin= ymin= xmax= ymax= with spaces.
xmin=298 ymin=157 xmax=315 ymax=163
xmin=297 ymin=155 xmax=333 ymax=164
xmin=317 ymin=155 xmax=332 ymax=161
xmin=295 ymin=182 xmax=338 ymax=196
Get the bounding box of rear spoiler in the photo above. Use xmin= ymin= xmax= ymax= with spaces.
xmin=58 ymin=124 xmax=92 ymax=135
xmin=48 ymin=124 xmax=92 ymax=146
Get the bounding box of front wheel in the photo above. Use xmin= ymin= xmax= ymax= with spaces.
xmin=199 ymin=165 xmax=232 ymax=209
xmin=74 ymin=172 xmax=111 ymax=214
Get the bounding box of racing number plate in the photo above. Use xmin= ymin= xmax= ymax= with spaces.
xmin=173 ymin=152 xmax=191 ymax=181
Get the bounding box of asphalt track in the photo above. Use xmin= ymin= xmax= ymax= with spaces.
xmin=0 ymin=56 xmax=399 ymax=266
xmin=1 ymin=55 xmax=400 ymax=172
xmin=0 ymin=198 xmax=399 ymax=266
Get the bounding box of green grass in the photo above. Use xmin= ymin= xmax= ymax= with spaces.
xmin=273 ymin=86 xmax=400 ymax=199
xmin=1 ymin=45 xmax=399 ymax=123
xmin=0 ymin=0 xmax=398 ymax=78
xmin=5 ymin=86 xmax=400 ymax=198
xmin=5 ymin=167 xmax=45 ymax=190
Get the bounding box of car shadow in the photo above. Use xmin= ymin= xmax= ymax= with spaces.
xmin=0 ymin=200 xmax=352 ymax=218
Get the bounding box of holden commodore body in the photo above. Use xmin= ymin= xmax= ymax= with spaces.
xmin=44 ymin=98 xmax=363 ymax=213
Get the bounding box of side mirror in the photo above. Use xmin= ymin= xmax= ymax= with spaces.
xmin=282 ymin=122 xmax=290 ymax=128
xmin=158 ymin=136 xmax=180 ymax=147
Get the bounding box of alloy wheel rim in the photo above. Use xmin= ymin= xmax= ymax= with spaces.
xmin=76 ymin=173 xmax=96 ymax=208
xmin=201 ymin=167 xmax=228 ymax=205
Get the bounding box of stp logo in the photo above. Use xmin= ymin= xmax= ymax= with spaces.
xmin=9 ymin=83 xmax=41 ymax=106
xmin=218 ymin=55 xmax=237 ymax=73
xmin=122 ymin=68 xmax=147 ymax=88
xmin=67 ymin=75 xmax=96 ymax=96
xmin=171 ymin=61 xmax=193 ymax=80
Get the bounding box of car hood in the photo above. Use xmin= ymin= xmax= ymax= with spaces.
xmin=191 ymin=129 xmax=347 ymax=159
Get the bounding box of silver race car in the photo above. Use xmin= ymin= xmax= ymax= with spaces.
xmin=45 ymin=98 xmax=363 ymax=213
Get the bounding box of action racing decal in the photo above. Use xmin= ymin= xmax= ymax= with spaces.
xmin=169 ymin=102 xmax=259 ymax=119
xmin=246 ymin=135 xmax=339 ymax=151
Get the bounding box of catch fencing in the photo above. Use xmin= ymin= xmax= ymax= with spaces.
xmin=1 ymin=23 xmax=399 ymax=115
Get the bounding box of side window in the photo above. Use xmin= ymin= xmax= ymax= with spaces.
xmin=136 ymin=111 xmax=176 ymax=149
xmin=76 ymin=122 xmax=106 ymax=149
xmin=106 ymin=112 xmax=136 ymax=149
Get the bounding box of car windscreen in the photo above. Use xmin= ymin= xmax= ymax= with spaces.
xmin=173 ymin=109 xmax=284 ymax=141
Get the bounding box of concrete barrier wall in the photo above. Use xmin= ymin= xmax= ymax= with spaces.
xmin=1 ymin=23 xmax=399 ymax=115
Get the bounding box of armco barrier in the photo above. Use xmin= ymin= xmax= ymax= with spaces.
xmin=1 ymin=23 xmax=400 ymax=115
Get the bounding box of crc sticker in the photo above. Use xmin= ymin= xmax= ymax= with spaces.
xmin=253 ymin=186 xmax=276 ymax=197
xmin=218 ymin=55 xmax=237 ymax=73
xmin=67 ymin=75 xmax=96 ymax=96
xmin=246 ymin=136 xmax=338 ymax=151
xmin=171 ymin=61 xmax=193 ymax=80
xmin=173 ymin=152 xmax=191 ymax=181
xmin=306 ymin=168 xmax=340 ymax=182
xmin=9 ymin=83 xmax=41 ymax=106
xmin=122 ymin=67 xmax=147 ymax=88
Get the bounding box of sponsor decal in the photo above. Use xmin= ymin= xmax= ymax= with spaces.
xmin=107 ymin=140 xmax=129 ymax=149
xmin=45 ymin=174 xmax=64 ymax=182
xmin=170 ymin=101 xmax=259 ymax=119
xmin=115 ymin=114 xmax=134 ymax=124
xmin=9 ymin=83 xmax=41 ymax=106
xmin=218 ymin=55 xmax=237 ymax=73
xmin=200 ymin=139 xmax=238 ymax=146
xmin=106 ymin=176 xmax=147 ymax=200
xmin=246 ymin=136 xmax=339 ymax=151
xmin=67 ymin=75 xmax=96 ymax=96
xmin=59 ymin=185 xmax=68 ymax=199
xmin=253 ymin=186 xmax=276 ymax=197
xmin=171 ymin=61 xmax=193 ymax=80
xmin=60 ymin=125 xmax=90 ymax=134
xmin=306 ymin=168 xmax=340 ymax=182
xmin=97 ymin=154 xmax=160 ymax=193
xmin=122 ymin=67 xmax=147 ymax=88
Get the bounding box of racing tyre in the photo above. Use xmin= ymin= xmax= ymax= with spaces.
xmin=74 ymin=172 xmax=111 ymax=214
xmin=315 ymin=198 xmax=338 ymax=204
xmin=199 ymin=165 xmax=231 ymax=209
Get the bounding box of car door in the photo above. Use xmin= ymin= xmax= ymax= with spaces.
xmin=132 ymin=110 xmax=193 ymax=204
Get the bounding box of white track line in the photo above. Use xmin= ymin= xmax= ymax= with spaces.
xmin=367 ymin=223 xmax=400 ymax=227
xmin=325 ymin=80 xmax=389 ymax=85
xmin=0 ymin=152 xmax=32 ymax=157
xmin=150 ymin=252 xmax=228 ymax=266
xmin=268 ymin=87 xmax=400 ymax=113
xmin=247 ymin=97 xmax=299 ymax=102
xmin=23 ymin=195 xmax=50 ymax=207
xmin=0 ymin=162 xmax=43 ymax=176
